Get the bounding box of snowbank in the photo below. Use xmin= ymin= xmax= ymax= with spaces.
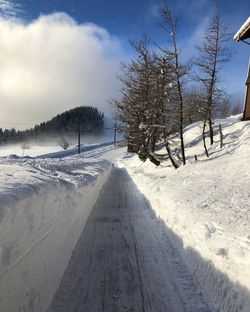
xmin=0 ymin=156 xmax=111 ymax=312
xmin=119 ymin=117 xmax=250 ymax=312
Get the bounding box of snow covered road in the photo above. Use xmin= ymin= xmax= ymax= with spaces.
xmin=48 ymin=167 xmax=210 ymax=312
xmin=37 ymin=142 xmax=113 ymax=158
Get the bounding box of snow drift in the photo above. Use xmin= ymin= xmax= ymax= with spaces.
xmin=0 ymin=156 xmax=111 ymax=312
xmin=119 ymin=116 xmax=250 ymax=312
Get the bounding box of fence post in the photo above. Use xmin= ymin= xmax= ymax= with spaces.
xmin=113 ymin=121 xmax=117 ymax=147
xmin=219 ymin=123 xmax=223 ymax=148
xmin=78 ymin=118 xmax=81 ymax=154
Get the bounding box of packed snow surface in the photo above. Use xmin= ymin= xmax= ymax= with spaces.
xmin=48 ymin=167 xmax=211 ymax=312
xmin=118 ymin=116 xmax=250 ymax=312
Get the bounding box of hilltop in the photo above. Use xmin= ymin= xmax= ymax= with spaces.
xmin=0 ymin=106 xmax=104 ymax=145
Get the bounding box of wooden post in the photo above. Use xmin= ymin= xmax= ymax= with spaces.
xmin=113 ymin=121 xmax=117 ymax=147
xmin=78 ymin=118 xmax=80 ymax=155
xmin=219 ymin=124 xmax=223 ymax=148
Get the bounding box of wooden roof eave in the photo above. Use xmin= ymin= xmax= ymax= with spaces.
xmin=234 ymin=17 xmax=250 ymax=42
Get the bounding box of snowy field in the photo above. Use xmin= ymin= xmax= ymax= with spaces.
xmin=118 ymin=115 xmax=250 ymax=311
xmin=0 ymin=155 xmax=112 ymax=312
xmin=0 ymin=128 xmax=123 ymax=158
xmin=0 ymin=143 xmax=62 ymax=157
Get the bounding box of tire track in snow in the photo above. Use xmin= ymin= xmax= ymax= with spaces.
xmin=48 ymin=167 xmax=210 ymax=312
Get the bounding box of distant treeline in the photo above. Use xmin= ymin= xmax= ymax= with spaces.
xmin=0 ymin=106 xmax=104 ymax=145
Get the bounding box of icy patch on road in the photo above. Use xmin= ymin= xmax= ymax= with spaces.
xmin=0 ymin=156 xmax=111 ymax=312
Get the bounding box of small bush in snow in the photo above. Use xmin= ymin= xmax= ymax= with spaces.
xmin=58 ymin=136 xmax=69 ymax=150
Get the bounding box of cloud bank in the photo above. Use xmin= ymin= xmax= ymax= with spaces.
xmin=0 ymin=13 xmax=122 ymax=129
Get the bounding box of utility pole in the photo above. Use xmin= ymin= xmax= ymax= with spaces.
xmin=78 ymin=116 xmax=81 ymax=155
xmin=113 ymin=121 xmax=117 ymax=146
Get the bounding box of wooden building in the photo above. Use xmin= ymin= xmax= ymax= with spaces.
xmin=243 ymin=63 xmax=250 ymax=120
xmin=234 ymin=17 xmax=250 ymax=120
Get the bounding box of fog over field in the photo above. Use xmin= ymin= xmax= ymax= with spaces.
xmin=0 ymin=13 xmax=122 ymax=129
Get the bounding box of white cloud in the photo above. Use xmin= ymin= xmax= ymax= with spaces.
xmin=0 ymin=13 xmax=122 ymax=129
xmin=0 ymin=0 xmax=22 ymax=18
xmin=0 ymin=0 xmax=15 ymax=12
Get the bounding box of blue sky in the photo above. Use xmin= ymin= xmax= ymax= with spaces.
xmin=16 ymin=0 xmax=249 ymax=99
xmin=2 ymin=0 xmax=248 ymax=43
xmin=0 ymin=0 xmax=249 ymax=127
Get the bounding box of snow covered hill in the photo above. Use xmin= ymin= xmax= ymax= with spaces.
xmin=118 ymin=115 xmax=250 ymax=312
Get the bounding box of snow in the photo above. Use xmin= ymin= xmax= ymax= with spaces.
xmin=234 ymin=16 xmax=250 ymax=41
xmin=118 ymin=115 xmax=250 ymax=312
xmin=0 ymin=127 xmax=124 ymax=158
xmin=0 ymin=155 xmax=112 ymax=312
xmin=48 ymin=166 xmax=211 ymax=312
xmin=0 ymin=112 xmax=249 ymax=311
xmin=0 ymin=143 xmax=62 ymax=157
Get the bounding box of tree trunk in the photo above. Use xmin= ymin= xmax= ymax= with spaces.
xmin=149 ymin=134 xmax=157 ymax=153
xmin=165 ymin=140 xmax=179 ymax=169
xmin=148 ymin=153 xmax=160 ymax=166
xmin=208 ymin=110 xmax=214 ymax=145
xmin=219 ymin=123 xmax=223 ymax=148
xmin=202 ymin=120 xmax=209 ymax=158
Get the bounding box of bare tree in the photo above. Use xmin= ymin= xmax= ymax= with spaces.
xmin=218 ymin=97 xmax=231 ymax=118
xmin=195 ymin=12 xmax=231 ymax=146
xmin=231 ymin=102 xmax=242 ymax=115
xmin=113 ymin=36 xmax=177 ymax=166
xmin=21 ymin=141 xmax=30 ymax=156
xmin=159 ymin=1 xmax=188 ymax=165
xmin=58 ymin=136 xmax=69 ymax=150
xmin=153 ymin=49 xmax=180 ymax=168
xmin=113 ymin=37 xmax=160 ymax=165
xmin=184 ymin=88 xmax=206 ymax=124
